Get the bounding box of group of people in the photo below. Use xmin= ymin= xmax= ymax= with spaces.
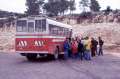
xmin=63 ymin=36 xmax=104 ymax=60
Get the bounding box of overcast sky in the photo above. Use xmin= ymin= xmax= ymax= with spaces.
xmin=0 ymin=0 xmax=120 ymax=13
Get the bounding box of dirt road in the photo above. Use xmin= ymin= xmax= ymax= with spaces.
xmin=0 ymin=52 xmax=120 ymax=79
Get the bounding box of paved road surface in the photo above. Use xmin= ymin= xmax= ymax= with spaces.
xmin=0 ymin=52 xmax=120 ymax=79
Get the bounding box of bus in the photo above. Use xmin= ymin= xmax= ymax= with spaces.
xmin=15 ymin=15 xmax=72 ymax=60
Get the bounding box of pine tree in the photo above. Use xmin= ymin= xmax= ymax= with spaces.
xmin=43 ymin=0 xmax=60 ymax=16
xmin=105 ymin=6 xmax=112 ymax=15
xmin=59 ymin=0 xmax=69 ymax=15
xmin=43 ymin=0 xmax=69 ymax=16
xmin=80 ymin=0 xmax=90 ymax=12
xmin=69 ymin=0 xmax=76 ymax=15
xmin=90 ymin=0 xmax=101 ymax=12
xmin=26 ymin=0 xmax=44 ymax=15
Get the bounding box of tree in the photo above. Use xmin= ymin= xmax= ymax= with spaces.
xmin=90 ymin=0 xmax=101 ymax=12
xmin=80 ymin=0 xmax=90 ymax=12
xmin=69 ymin=0 xmax=76 ymax=14
xmin=26 ymin=0 xmax=44 ymax=15
xmin=43 ymin=0 xmax=69 ymax=16
xmin=43 ymin=1 xmax=60 ymax=16
xmin=59 ymin=0 xmax=69 ymax=15
xmin=105 ymin=6 xmax=112 ymax=15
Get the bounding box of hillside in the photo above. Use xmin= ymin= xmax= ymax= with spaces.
xmin=0 ymin=26 xmax=15 ymax=52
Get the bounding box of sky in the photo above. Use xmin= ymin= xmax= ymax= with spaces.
xmin=0 ymin=0 xmax=120 ymax=13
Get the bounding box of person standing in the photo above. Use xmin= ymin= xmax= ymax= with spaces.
xmin=84 ymin=37 xmax=91 ymax=60
xmin=78 ymin=40 xmax=84 ymax=60
xmin=68 ymin=38 xmax=72 ymax=58
xmin=71 ymin=38 xmax=78 ymax=59
xmin=63 ymin=38 xmax=70 ymax=59
xmin=91 ymin=38 xmax=96 ymax=57
xmin=98 ymin=37 xmax=104 ymax=56
xmin=94 ymin=39 xmax=98 ymax=55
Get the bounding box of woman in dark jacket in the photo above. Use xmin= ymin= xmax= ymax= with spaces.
xmin=98 ymin=37 xmax=104 ymax=56
xmin=78 ymin=40 xmax=84 ymax=60
xmin=91 ymin=38 xmax=96 ymax=57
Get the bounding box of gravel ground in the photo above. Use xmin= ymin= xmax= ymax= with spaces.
xmin=0 ymin=52 xmax=120 ymax=79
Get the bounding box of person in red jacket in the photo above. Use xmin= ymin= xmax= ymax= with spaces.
xmin=71 ymin=38 xmax=78 ymax=59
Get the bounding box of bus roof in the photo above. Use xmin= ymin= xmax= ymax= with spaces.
xmin=46 ymin=18 xmax=72 ymax=29
xmin=17 ymin=15 xmax=72 ymax=29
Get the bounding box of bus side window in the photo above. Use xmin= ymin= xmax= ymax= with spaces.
xmin=58 ymin=27 xmax=63 ymax=36
xmin=49 ymin=24 xmax=58 ymax=35
xmin=54 ymin=25 xmax=59 ymax=35
xmin=49 ymin=24 xmax=52 ymax=34
xmin=64 ymin=28 xmax=68 ymax=36
xmin=16 ymin=20 xmax=27 ymax=32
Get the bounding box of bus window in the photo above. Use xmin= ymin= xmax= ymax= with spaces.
xmin=64 ymin=28 xmax=68 ymax=36
xmin=28 ymin=22 xmax=34 ymax=32
xmin=41 ymin=19 xmax=46 ymax=31
xmin=35 ymin=20 xmax=42 ymax=32
xmin=16 ymin=20 xmax=27 ymax=32
xmin=35 ymin=19 xmax=46 ymax=32
xmin=49 ymin=24 xmax=58 ymax=35
xmin=58 ymin=27 xmax=63 ymax=35
xmin=65 ymin=28 xmax=70 ymax=36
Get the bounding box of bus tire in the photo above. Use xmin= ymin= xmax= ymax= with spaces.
xmin=20 ymin=53 xmax=26 ymax=56
xmin=47 ymin=54 xmax=53 ymax=60
xmin=26 ymin=54 xmax=37 ymax=61
xmin=39 ymin=54 xmax=45 ymax=57
xmin=54 ymin=46 xmax=59 ymax=60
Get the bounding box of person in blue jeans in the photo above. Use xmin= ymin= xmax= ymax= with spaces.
xmin=84 ymin=50 xmax=91 ymax=60
xmin=63 ymin=38 xmax=70 ymax=60
xmin=84 ymin=37 xmax=91 ymax=60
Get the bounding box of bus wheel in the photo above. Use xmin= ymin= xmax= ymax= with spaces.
xmin=54 ymin=46 xmax=59 ymax=60
xmin=26 ymin=54 xmax=37 ymax=61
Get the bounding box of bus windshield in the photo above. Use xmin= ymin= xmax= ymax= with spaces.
xmin=16 ymin=20 xmax=27 ymax=32
xmin=16 ymin=19 xmax=46 ymax=32
xmin=35 ymin=19 xmax=46 ymax=32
